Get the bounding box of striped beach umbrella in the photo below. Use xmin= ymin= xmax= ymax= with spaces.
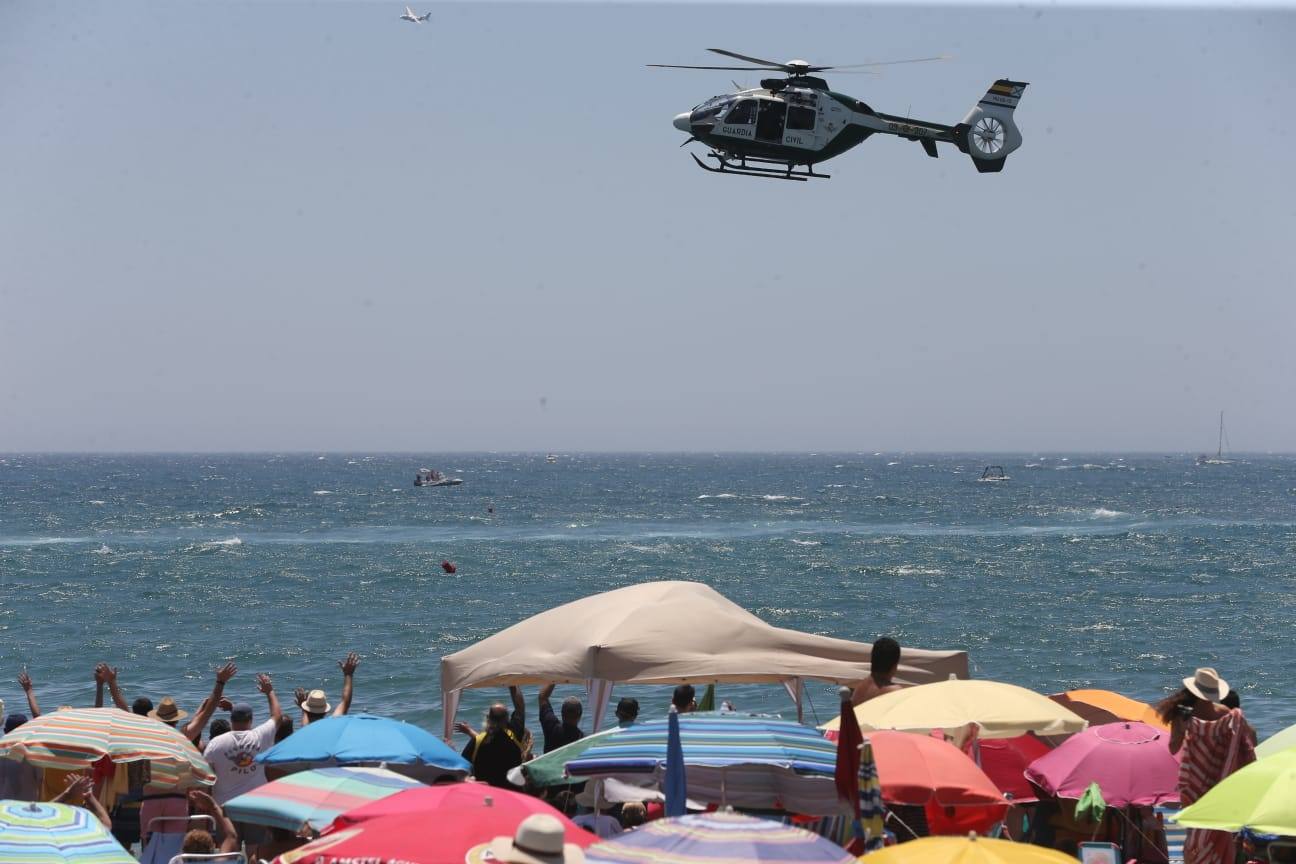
xmin=0 ymin=800 xmax=135 ymax=864
xmin=563 ymin=714 xmax=852 ymax=815
xmin=223 ymin=766 xmax=422 ymax=833
xmin=585 ymin=811 xmax=856 ymax=864
xmin=566 ymin=714 xmax=841 ymax=778
xmin=0 ymin=708 xmax=214 ymax=790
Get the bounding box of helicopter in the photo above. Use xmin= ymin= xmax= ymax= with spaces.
xmin=651 ymin=49 xmax=1028 ymax=181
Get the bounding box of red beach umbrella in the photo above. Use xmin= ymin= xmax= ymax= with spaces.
xmin=278 ymin=783 xmax=594 ymax=864
xmin=979 ymin=734 xmax=1053 ymax=802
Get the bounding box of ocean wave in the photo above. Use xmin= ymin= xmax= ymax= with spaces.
xmin=1091 ymin=508 xmax=1128 ymax=519
xmin=188 ymin=537 xmax=244 ymax=552
xmin=697 ymin=493 xmax=738 ymax=500
xmin=761 ymin=495 xmax=805 ymax=502
xmin=91 ymin=544 xmax=113 ymax=555
xmin=789 ymin=539 xmax=821 ymax=546
xmin=891 ymin=565 xmax=945 ymax=576
xmin=313 ymin=490 xmax=333 ymax=496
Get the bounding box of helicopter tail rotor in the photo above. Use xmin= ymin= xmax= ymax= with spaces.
xmin=954 ymin=80 xmax=1028 ymax=173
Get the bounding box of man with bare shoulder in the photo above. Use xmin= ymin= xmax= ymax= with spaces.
xmin=851 ymin=637 xmax=902 ymax=706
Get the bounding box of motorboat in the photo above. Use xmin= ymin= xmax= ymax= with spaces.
xmin=415 ymin=468 xmax=463 ymax=487
xmin=545 ymin=454 xmax=559 ymax=464
xmin=978 ymin=465 xmax=1010 ymax=482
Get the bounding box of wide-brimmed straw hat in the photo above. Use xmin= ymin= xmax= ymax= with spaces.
xmin=489 ymin=814 xmax=585 ymax=864
xmin=302 ymin=689 xmax=331 ymax=715
xmin=148 ymin=696 xmax=189 ymax=723
xmin=1184 ymin=667 xmax=1230 ymax=703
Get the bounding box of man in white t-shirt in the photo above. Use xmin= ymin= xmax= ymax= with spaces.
xmin=203 ymin=672 xmax=282 ymax=860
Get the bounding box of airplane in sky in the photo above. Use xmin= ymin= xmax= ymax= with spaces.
xmin=400 ymin=6 xmax=431 ymax=23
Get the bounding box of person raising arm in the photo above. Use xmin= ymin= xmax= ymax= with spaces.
xmin=188 ymin=789 xmax=240 ymax=854
xmin=17 ymin=670 xmax=40 ymax=718
xmin=334 ymin=652 xmax=359 ymax=717
xmin=180 ymin=663 xmax=238 ymax=745
xmin=53 ymin=775 xmax=112 ymax=829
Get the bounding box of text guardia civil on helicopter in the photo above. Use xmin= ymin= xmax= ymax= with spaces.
xmin=653 ymin=49 xmax=1028 ymax=181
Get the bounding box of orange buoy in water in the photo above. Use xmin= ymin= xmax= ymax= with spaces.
xmin=441 ymin=560 xmax=456 ymax=574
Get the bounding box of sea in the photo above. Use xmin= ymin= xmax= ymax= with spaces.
xmin=1 ymin=453 xmax=1293 ymax=740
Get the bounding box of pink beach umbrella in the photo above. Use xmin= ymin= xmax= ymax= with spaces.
xmin=1024 ymin=721 xmax=1179 ymax=807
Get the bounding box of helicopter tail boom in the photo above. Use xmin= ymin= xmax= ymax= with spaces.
xmin=953 ymin=79 xmax=1028 ymax=173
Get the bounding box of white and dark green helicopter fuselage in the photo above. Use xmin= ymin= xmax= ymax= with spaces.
xmin=674 ymin=77 xmax=1027 ymax=178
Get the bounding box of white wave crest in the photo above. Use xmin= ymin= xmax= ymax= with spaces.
xmin=891 ymin=565 xmax=945 ymax=576
xmin=91 ymin=544 xmax=113 ymax=555
xmin=313 ymin=490 xmax=333 ymax=496
xmin=1091 ymin=508 xmax=1128 ymax=518
xmin=697 ymin=493 xmax=739 ymax=500
xmin=789 ymin=539 xmax=821 ymax=546
xmin=761 ymin=494 xmax=805 ymax=501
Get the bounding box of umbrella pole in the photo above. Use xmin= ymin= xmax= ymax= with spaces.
xmin=720 ymin=767 xmax=727 ymax=808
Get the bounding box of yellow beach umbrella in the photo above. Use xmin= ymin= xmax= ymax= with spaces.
xmin=822 ymin=680 xmax=1086 ymax=740
xmin=860 ymin=833 xmax=1081 ymax=864
xmin=1173 ymin=746 xmax=1296 ymax=836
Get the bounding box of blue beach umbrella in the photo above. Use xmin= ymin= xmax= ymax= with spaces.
xmin=256 ymin=714 xmax=469 ymax=780
xmin=664 ymin=707 xmax=687 ymax=817
xmin=0 ymin=800 xmax=135 ymax=864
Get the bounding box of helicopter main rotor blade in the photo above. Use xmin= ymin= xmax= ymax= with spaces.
xmin=647 ymin=63 xmax=782 ymax=71
xmin=707 ymin=48 xmax=790 ymax=69
xmin=818 ymin=55 xmax=950 ymax=70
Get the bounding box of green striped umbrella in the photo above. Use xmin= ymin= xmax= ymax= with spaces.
xmin=508 ymin=726 xmax=620 ymax=788
xmin=0 ymin=801 xmax=135 ymax=864
xmin=0 ymin=708 xmax=214 ymax=790
xmin=224 ymin=767 xmax=423 ymax=832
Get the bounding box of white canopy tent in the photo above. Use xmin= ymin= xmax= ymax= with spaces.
xmin=440 ymin=580 xmax=969 ymax=737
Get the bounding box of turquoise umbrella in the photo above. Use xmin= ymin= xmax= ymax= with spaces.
xmin=0 ymin=801 xmax=135 ymax=864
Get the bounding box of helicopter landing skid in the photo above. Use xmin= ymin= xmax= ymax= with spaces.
xmin=692 ymin=152 xmax=830 ymax=181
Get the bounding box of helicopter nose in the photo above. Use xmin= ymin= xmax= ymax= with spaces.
xmin=673 ymin=112 xmax=692 ymax=133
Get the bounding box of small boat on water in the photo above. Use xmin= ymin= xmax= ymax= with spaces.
xmin=545 ymin=454 xmax=559 ymax=464
xmin=1196 ymin=411 xmax=1235 ymax=465
xmin=415 ymin=468 xmax=463 ymax=487
xmin=978 ymin=465 xmax=1010 ymax=482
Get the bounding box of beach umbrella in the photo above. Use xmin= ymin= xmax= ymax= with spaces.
xmin=833 ymin=690 xmax=864 ymax=851
xmin=507 ymin=727 xmax=616 ymax=788
xmin=1255 ymin=723 xmax=1296 ymax=759
xmin=562 ymin=713 xmax=848 ymax=814
xmin=861 ymin=833 xmax=1082 ymax=864
xmin=0 ymin=800 xmax=135 ymax=864
xmin=222 ymin=766 xmax=422 ymax=833
xmin=664 ymin=707 xmax=687 ymax=818
xmin=256 ymin=714 xmax=469 ymax=779
xmin=979 ymin=734 xmax=1052 ymax=802
xmin=1049 ymin=690 xmax=1169 ymax=732
xmin=584 ymin=811 xmax=856 ymax=864
xmin=867 ymin=730 xmax=1006 ymax=809
xmin=858 ymin=737 xmax=885 ymax=851
xmin=824 ymin=679 xmax=1087 ymax=740
xmin=0 ymin=707 xmax=214 ymax=790
xmin=1024 ymin=721 xmax=1179 ymax=808
xmin=329 ymin=782 xmax=585 ymax=831
xmin=1173 ymin=746 xmax=1296 ymax=835
xmin=276 ymin=784 xmax=594 ymax=864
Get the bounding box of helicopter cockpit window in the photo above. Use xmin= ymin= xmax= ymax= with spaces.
xmin=690 ymin=98 xmax=732 ymax=124
xmin=787 ymin=106 xmax=816 ymax=131
xmin=724 ymin=100 xmax=757 ymax=125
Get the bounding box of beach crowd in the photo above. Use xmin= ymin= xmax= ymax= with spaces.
xmin=0 ymin=638 xmax=1280 ymax=864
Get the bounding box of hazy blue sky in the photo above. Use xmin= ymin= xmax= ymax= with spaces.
xmin=1 ymin=1 xmax=1292 ymax=452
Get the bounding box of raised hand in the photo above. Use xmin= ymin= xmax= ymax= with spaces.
xmin=93 ymin=664 xmax=106 ymax=685
xmin=294 ymin=687 xmax=308 ymax=708
xmin=218 ymin=697 xmax=233 ymax=712
xmin=453 ymin=720 xmax=475 ymax=736
xmin=17 ymin=670 xmax=32 ymax=692
xmin=256 ymin=673 xmax=274 ymax=694
xmin=101 ymin=665 xmax=119 ymax=685
xmin=188 ymin=789 xmax=219 ymax=816
xmin=339 ymin=652 xmax=360 ymax=676
xmin=56 ymin=774 xmax=93 ymax=804
xmin=215 ymin=662 xmax=238 ymax=684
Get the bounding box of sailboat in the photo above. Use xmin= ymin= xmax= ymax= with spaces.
xmin=1196 ymin=411 xmax=1234 ymax=466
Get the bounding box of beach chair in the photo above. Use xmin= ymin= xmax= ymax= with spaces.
xmin=1153 ymin=806 xmax=1185 ymax=864
xmin=141 ymin=816 xmax=216 ymax=864
xmin=1079 ymin=841 xmax=1123 ymax=864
